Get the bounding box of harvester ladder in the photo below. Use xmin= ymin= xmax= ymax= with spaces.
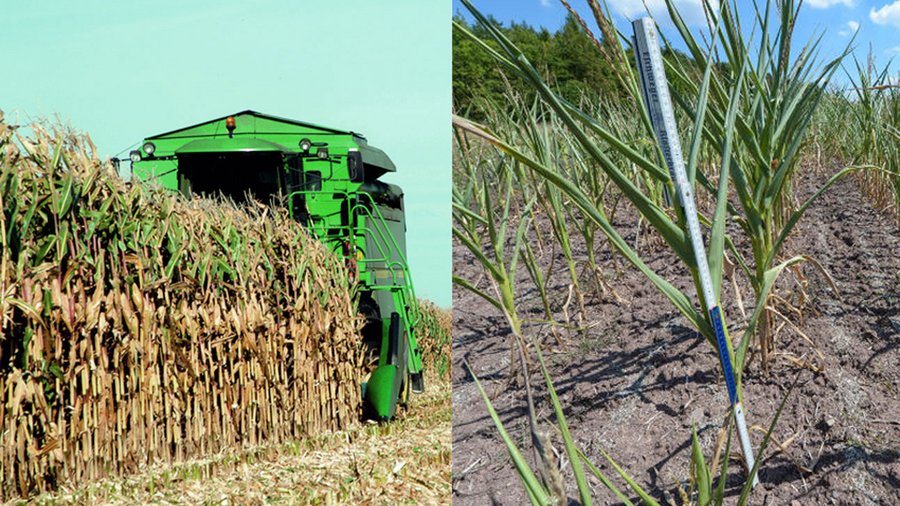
xmin=349 ymin=192 xmax=419 ymax=334
xmin=287 ymin=189 xmax=422 ymax=375
xmin=348 ymin=192 xmax=423 ymax=381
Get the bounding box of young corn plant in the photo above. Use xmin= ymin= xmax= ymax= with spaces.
xmin=452 ymin=123 xmax=537 ymax=372
xmin=808 ymin=87 xmax=854 ymax=167
xmin=659 ymin=0 xmax=862 ymax=372
xmin=454 ymin=127 xmax=578 ymax=503
xmin=552 ymin=97 xmax=639 ymax=299
xmin=845 ymin=55 xmax=900 ymax=222
xmin=473 ymin=95 xmax=583 ymax=329
xmin=456 ymin=0 xmax=858 ymax=380
xmin=517 ymin=100 xmax=589 ymax=324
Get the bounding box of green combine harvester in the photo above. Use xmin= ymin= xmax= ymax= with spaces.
xmin=128 ymin=110 xmax=424 ymax=420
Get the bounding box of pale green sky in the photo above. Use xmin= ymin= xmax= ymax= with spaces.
xmin=1 ymin=0 xmax=451 ymax=307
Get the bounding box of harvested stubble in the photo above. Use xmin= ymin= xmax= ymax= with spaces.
xmin=0 ymin=113 xmax=364 ymax=500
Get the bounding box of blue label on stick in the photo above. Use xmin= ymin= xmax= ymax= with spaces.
xmin=709 ymin=305 xmax=738 ymax=405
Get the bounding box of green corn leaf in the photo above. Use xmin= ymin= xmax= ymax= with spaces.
xmin=466 ymin=361 xmax=552 ymax=506
xmin=7 ymin=297 xmax=48 ymax=331
xmin=21 ymin=327 xmax=34 ymax=369
xmin=50 ymin=133 xmax=64 ymax=170
xmin=575 ymin=448 xmax=634 ymax=506
xmin=532 ymin=342 xmax=592 ymax=506
xmin=595 ymin=446 xmax=660 ymax=506
xmin=452 ymin=276 xmax=503 ymax=313
xmin=708 ymin=52 xmax=749 ymax=301
xmin=57 ymin=175 xmax=77 ymax=218
xmin=508 ymin=197 xmax=536 ymax=278
xmin=737 ymin=372 xmax=802 ymax=504
xmin=692 ymin=425 xmax=711 ymax=506
xmin=451 ymin=225 xmax=504 ymax=281
xmin=451 ymin=200 xmax=489 ymax=225
xmin=34 ymin=235 xmax=55 ymax=265
xmin=713 ymin=421 xmax=733 ymax=505
xmin=684 ymin=32 xmax=717 ymax=188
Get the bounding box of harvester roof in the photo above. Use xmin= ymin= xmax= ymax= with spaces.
xmin=141 ymin=110 xmax=395 ymax=172
xmin=147 ymin=110 xmax=352 ymax=139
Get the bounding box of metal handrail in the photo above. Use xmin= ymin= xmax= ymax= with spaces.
xmin=286 ymin=191 xmax=405 ymax=283
xmin=285 ymin=189 xmax=420 ymax=326
xmin=350 ymin=192 xmax=419 ymax=325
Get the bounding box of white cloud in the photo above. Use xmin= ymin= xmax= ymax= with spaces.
xmin=807 ymin=0 xmax=855 ymax=8
xmin=870 ymin=1 xmax=900 ymax=26
xmin=607 ymin=0 xmax=719 ymax=26
xmin=539 ymin=0 xmax=551 ymax=6
xmin=887 ymin=46 xmax=900 ymax=55
xmin=839 ymin=20 xmax=860 ymax=36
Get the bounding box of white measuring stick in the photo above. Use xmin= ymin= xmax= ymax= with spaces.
xmin=631 ymin=18 xmax=758 ymax=487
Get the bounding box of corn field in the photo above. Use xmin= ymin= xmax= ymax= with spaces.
xmin=0 ymin=112 xmax=366 ymax=499
xmin=417 ymin=301 xmax=452 ymax=380
xmin=841 ymin=57 xmax=900 ymax=223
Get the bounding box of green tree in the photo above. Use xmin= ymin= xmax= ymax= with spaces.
xmin=549 ymin=15 xmax=621 ymax=103
xmin=452 ymin=14 xmax=627 ymax=116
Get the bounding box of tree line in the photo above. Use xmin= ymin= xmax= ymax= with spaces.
xmin=453 ymin=14 xmax=626 ymax=116
xmin=453 ymin=14 xmax=702 ymax=118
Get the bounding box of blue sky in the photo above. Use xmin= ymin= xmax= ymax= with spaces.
xmin=454 ymin=0 xmax=900 ymax=84
xmin=1 ymin=1 xmax=451 ymax=307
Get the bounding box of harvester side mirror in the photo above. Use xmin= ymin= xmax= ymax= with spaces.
xmin=347 ymin=150 xmax=365 ymax=183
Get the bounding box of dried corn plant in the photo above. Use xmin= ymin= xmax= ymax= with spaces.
xmin=0 ymin=112 xmax=365 ymax=499
xmin=416 ymin=300 xmax=451 ymax=380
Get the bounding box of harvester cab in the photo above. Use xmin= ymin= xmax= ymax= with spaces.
xmin=129 ymin=110 xmax=424 ymax=420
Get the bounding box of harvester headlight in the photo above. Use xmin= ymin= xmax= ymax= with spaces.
xmin=129 ymin=150 xmax=141 ymax=163
xmin=142 ymin=142 xmax=156 ymax=156
xmin=299 ymin=138 xmax=312 ymax=153
xmin=316 ymin=147 xmax=329 ymax=159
